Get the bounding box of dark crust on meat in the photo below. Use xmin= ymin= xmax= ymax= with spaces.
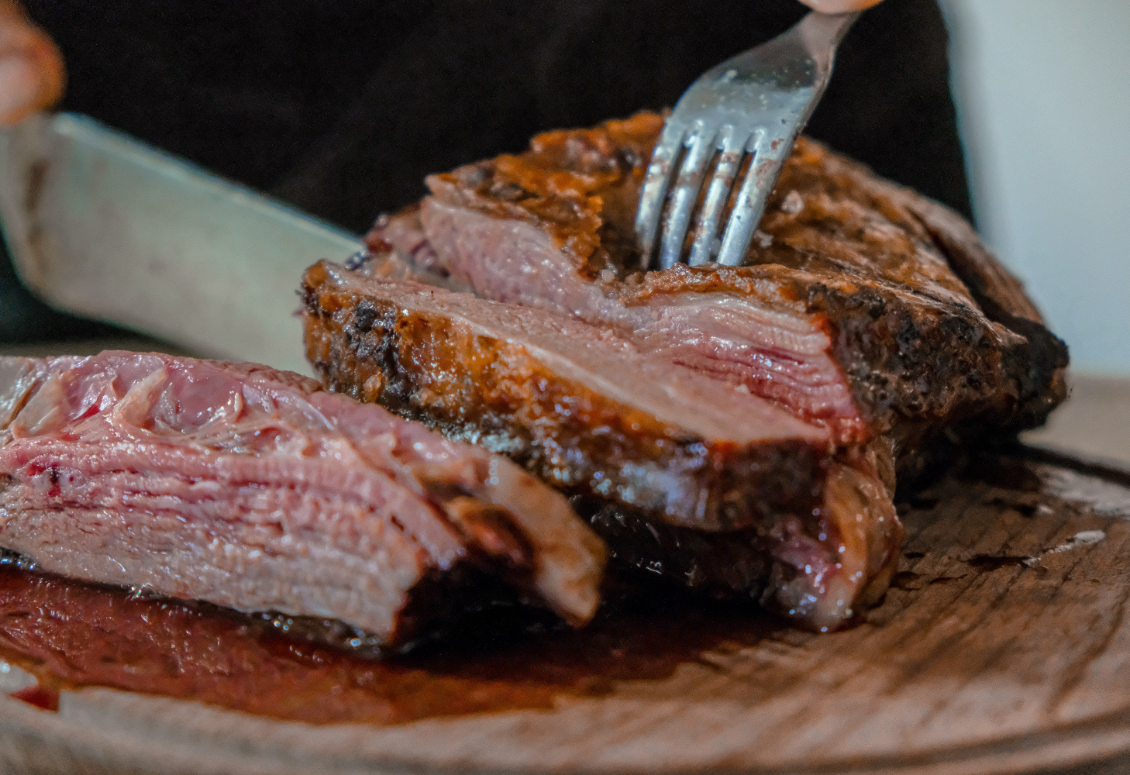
xmin=897 ymin=196 xmax=1069 ymax=431
xmin=770 ymin=139 xmax=1069 ymax=434
xmin=610 ymin=260 xmax=1035 ymax=448
xmin=302 ymin=262 xmax=825 ymax=531
xmin=423 ymin=112 xmax=1067 ymax=445
xmin=804 ymin=280 xmax=1016 ymax=445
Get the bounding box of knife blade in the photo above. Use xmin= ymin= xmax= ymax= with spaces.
xmin=0 ymin=112 xmax=364 ymax=374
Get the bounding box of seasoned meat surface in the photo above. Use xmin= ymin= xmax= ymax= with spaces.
xmin=306 ymin=112 xmax=1065 ymax=630
xmin=304 ymin=265 xmax=901 ymax=630
xmin=304 ymin=262 xmax=830 ymax=532
xmin=414 ymin=112 xmax=1066 ymax=449
xmin=0 ymin=353 xmax=605 ymax=646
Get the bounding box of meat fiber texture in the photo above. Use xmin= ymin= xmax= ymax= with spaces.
xmin=303 ymin=112 xmax=1067 ymax=631
xmin=0 ymin=353 xmax=605 ymax=648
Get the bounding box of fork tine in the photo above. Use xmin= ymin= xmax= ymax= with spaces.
xmin=635 ymin=122 xmax=687 ymax=270
xmin=658 ymin=127 xmax=718 ymax=271
xmin=715 ymin=131 xmax=790 ymax=267
xmin=639 ymin=10 xmax=859 ymax=270
xmin=686 ymin=127 xmax=749 ymax=267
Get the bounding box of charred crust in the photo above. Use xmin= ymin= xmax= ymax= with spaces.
xmin=424 ymin=115 xmax=1066 ymax=449
xmin=303 ymin=274 xmax=826 ymax=531
xmin=898 ymin=199 xmax=1068 ymax=432
xmin=989 ymin=311 xmax=1068 ymax=430
xmin=801 ymin=278 xmax=1028 ymax=444
xmin=352 ymin=300 xmax=378 ymax=333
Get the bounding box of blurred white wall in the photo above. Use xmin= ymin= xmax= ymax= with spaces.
xmin=938 ymin=0 xmax=1130 ymax=376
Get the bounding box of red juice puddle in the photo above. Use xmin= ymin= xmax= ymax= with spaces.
xmin=0 ymin=566 xmax=783 ymax=725
xmin=10 ymin=682 xmax=59 ymax=711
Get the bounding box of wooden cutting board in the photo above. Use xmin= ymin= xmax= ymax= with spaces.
xmin=0 ymin=344 xmax=1127 ymax=775
xmin=0 ymin=446 xmax=1128 ymax=775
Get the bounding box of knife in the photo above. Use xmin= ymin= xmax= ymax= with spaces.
xmin=0 ymin=112 xmax=364 ymax=374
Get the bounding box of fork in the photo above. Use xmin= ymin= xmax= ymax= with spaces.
xmin=635 ymin=11 xmax=860 ymax=271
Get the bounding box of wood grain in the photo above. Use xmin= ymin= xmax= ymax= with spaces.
xmin=0 ymin=447 xmax=1128 ymax=774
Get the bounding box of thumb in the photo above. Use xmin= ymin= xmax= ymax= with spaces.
xmin=796 ymin=0 xmax=884 ymax=13
xmin=0 ymin=0 xmax=64 ymax=126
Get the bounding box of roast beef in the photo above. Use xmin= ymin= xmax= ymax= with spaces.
xmin=0 ymin=352 xmax=605 ymax=647
xmin=303 ymin=112 xmax=1066 ymax=630
xmin=304 ymin=264 xmax=901 ymax=630
xmin=412 ymin=113 xmax=1067 ymax=448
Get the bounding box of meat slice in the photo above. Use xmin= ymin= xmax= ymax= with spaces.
xmin=408 ymin=112 xmax=1067 ymax=453
xmin=0 ymin=352 xmax=605 ymax=647
xmin=303 ymin=263 xmax=902 ymax=630
xmin=304 ymin=262 xmax=830 ymax=530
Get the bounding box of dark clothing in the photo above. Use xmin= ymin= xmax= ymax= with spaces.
xmin=4 ymin=0 xmax=969 ymax=341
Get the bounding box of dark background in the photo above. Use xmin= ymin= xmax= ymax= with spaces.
xmin=3 ymin=0 xmax=969 ymax=341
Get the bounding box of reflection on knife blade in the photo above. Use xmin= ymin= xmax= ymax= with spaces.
xmin=0 ymin=113 xmax=363 ymax=374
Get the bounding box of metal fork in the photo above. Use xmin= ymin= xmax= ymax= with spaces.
xmin=635 ymin=11 xmax=859 ymax=271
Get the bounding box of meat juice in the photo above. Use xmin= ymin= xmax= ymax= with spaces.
xmin=0 ymin=564 xmax=776 ymax=724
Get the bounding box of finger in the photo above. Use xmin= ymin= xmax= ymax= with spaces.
xmin=796 ymin=0 xmax=884 ymax=13
xmin=0 ymin=0 xmax=64 ymax=126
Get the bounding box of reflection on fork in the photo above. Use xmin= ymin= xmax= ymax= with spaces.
xmin=635 ymin=11 xmax=859 ymax=271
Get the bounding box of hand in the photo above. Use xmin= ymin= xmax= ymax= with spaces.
xmin=797 ymin=0 xmax=884 ymax=13
xmin=0 ymin=0 xmax=63 ymax=126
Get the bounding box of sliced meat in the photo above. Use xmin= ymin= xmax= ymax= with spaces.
xmin=303 ymin=263 xmax=902 ymax=630
xmin=407 ymin=112 xmax=1067 ymax=453
xmin=0 ymin=352 xmax=605 ymax=647
xmin=304 ymin=261 xmax=830 ymax=530
xmin=360 ymin=206 xmax=473 ymax=294
xmin=311 ymin=112 xmax=1065 ymax=630
xmin=579 ymin=451 xmax=900 ymax=629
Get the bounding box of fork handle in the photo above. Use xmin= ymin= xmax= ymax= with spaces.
xmin=796 ymin=9 xmax=861 ymax=77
